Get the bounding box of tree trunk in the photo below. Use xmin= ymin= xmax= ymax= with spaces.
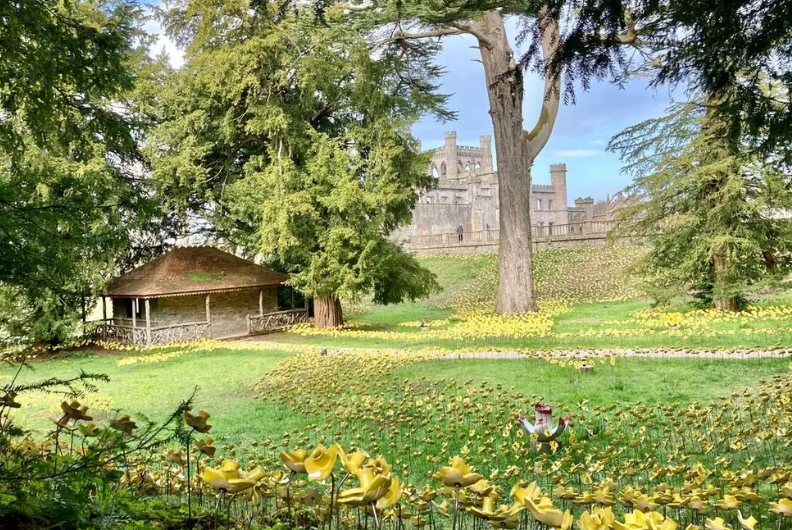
xmin=712 ymin=248 xmax=737 ymax=311
xmin=702 ymin=95 xmax=738 ymax=312
xmin=314 ymin=294 xmax=343 ymax=328
xmin=475 ymin=10 xmax=560 ymax=314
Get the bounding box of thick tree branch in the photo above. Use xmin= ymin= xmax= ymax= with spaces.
xmin=372 ymin=22 xmax=493 ymax=50
xmin=617 ymin=9 xmax=638 ymax=44
xmin=524 ymin=8 xmax=561 ymax=160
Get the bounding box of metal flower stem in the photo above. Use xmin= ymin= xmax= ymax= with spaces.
xmin=186 ymin=431 xmax=193 ymax=519
xmin=452 ymin=484 xmax=461 ymax=530
xmin=330 ymin=473 xmax=336 ymax=530
xmin=371 ymin=502 xmax=380 ymax=530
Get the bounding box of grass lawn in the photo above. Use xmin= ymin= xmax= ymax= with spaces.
xmin=4 ymin=344 xmax=789 ymax=448
xmin=3 ymin=346 xmax=299 ymax=445
xmin=269 ymin=248 xmax=792 ymax=351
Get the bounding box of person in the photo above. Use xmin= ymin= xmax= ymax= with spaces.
xmin=456 ymin=224 xmax=464 ymax=242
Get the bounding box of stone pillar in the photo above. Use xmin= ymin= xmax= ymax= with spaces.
xmin=550 ymin=163 xmax=568 ymax=226
xmin=479 ymin=135 xmax=493 ymax=173
xmin=444 ymin=131 xmax=458 ymax=181
xmin=132 ymin=298 xmax=137 ymax=329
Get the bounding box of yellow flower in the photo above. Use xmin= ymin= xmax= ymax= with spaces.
xmin=59 ymin=400 xmax=92 ymax=424
xmin=194 ymin=436 xmax=216 ymax=457
xmin=201 ymin=459 xmax=265 ymax=494
xmin=715 ymin=496 xmax=742 ymax=510
xmin=305 ymin=444 xmax=339 ymax=481
xmin=434 ymin=457 xmax=484 ymax=488
xmin=1 ymin=392 xmax=21 ymax=409
xmin=512 ymin=482 xmax=542 ymax=504
xmin=705 ymin=518 xmax=731 ymax=530
xmin=338 ymin=447 xmax=370 ymax=475
xmin=78 ymin=422 xmax=100 ymax=437
xmin=110 ymin=415 xmax=137 ymax=434
xmin=376 ymin=476 xmax=402 ymax=510
xmin=433 ymin=500 xmax=450 ymax=517
xmin=770 ymin=499 xmax=792 ymax=517
xmin=781 ymin=483 xmax=792 ymax=500
xmin=737 ymin=512 xmax=758 ymax=530
xmin=523 ymin=496 xmax=565 ymax=528
xmin=183 ymin=410 xmax=212 ymax=433
xmin=468 ymin=494 xmax=524 ymax=528
xmin=337 ymin=467 xmax=392 ymax=506
xmin=280 ymin=448 xmax=309 ymax=474
xmin=166 ymin=448 xmax=186 ymax=467
xmin=578 ymin=507 xmax=614 ymax=530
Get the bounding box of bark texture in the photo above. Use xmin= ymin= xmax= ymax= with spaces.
xmin=314 ymin=294 xmax=343 ymax=328
xmin=474 ymin=10 xmax=561 ymax=314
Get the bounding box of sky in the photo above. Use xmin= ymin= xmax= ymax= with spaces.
xmin=143 ymin=10 xmax=679 ymax=205
xmin=411 ymin=20 xmax=682 ymax=203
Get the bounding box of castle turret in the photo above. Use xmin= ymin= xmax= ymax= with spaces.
xmin=550 ymin=163 xmax=568 ymax=225
xmin=574 ymin=196 xmax=595 ymax=221
xmin=479 ymin=134 xmax=493 ymax=173
xmin=444 ymin=131 xmax=458 ymax=181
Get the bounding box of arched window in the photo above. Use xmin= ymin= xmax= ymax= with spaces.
xmin=548 ymin=199 xmax=553 ymax=210
xmin=440 ymin=162 xmax=447 ymax=179
xmin=431 ymin=165 xmax=439 ymax=179
xmin=536 ymin=199 xmax=542 ymax=210
xmin=475 ymin=162 xmax=481 ymax=172
xmin=465 ymin=163 xmax=471 ymax=173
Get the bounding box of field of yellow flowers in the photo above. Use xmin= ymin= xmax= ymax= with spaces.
xmin=278 ymin=248 xmax=792 ymax=351
xmin=5 ymin=343 xmax=789 ymax=530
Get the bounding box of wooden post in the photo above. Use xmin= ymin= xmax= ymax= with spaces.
xmin=145 ymin=298 xmax=151 ymax=348
xmin=205 ymin=294 xmax=211 ymax=337
xmin=102 ymin=297 xmax=107 ymax=321
xmin=258 ymin=289 xmax=264 ymax=316
xmin=132 ymin=298 xmax=137 ymax=329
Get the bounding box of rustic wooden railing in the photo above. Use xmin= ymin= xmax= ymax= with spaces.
xmin=149 ymin=321 xmax=211 ymax=345
xmin=404 ymin=220 xmax=617 ymax=247
xmin=247 ymin=309 xmax=309 ymax=335
xmin=88 ymin=319 xmax=210 ymax=346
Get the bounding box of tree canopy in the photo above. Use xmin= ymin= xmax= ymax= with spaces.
xmin=0 ymin=0 xmax=167 ymax=343
xmin=149 ymin=1 xmax=445 ymax=325
xmin=609 ymin=98 xmax=792 ymax=308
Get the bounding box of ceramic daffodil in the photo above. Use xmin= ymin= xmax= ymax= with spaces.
xmin=434 ymin=456 xmax=483 ymax=488
xmin=201 ymin=459 xmax=265 ymax=494
xmin=304 ymin=443 xmax=339 ymax=481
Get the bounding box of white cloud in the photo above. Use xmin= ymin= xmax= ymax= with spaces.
xmin=590 ymin=140 xmax=605 ymax=146
xmin=144 ymin=18 xmax=185 ymax=68
xmin=553 ymin=149 xmax=601 ymax=158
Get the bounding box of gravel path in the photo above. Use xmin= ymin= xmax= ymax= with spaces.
xmin=239 ymin=338 xmax=792 ymax=360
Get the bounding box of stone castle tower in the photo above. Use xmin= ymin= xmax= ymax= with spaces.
xmin=393 ymin=132 xmax=576 ymax=239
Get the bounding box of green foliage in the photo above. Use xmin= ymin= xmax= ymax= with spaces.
xmin=526 ymin=0 xmax=792 ymax=162
xmin=0 ymin=1 xmax=175 ymax=345
xmin=149 ymin=1 xmax=444 ymax=305
xmin=609 ymin=100 xmax=792 ymax=306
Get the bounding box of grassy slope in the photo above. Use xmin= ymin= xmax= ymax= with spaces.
xmin=4 ymin=346 xmax=788 ymax=447
xmin=270 ymin=248 xmax=792 ymax=350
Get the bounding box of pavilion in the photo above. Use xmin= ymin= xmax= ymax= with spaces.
xmin=94 ymin=246 xmax=307 ymax=346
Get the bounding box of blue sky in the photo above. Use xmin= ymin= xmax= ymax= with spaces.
xmin=145 ymin=9 xmax=678 ymax=205
xmin=412 ymin=19 xmax=679 ymax=203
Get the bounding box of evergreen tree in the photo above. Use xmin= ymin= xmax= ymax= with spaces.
xmin=0 ymin=1 xmax=166 ymax=344
xmin=609 ymin=99 xmax=792 ymax=309
xmin=150 ymin=1 xmax=443 ymax=327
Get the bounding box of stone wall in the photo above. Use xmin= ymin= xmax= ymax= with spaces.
xmin=405 ymin=233 xmax=643 ymax=255
xmin=112 ymin=287 xmax=279 ymax=339
xmin=393 ymin=203 xmax=473 ymax=238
